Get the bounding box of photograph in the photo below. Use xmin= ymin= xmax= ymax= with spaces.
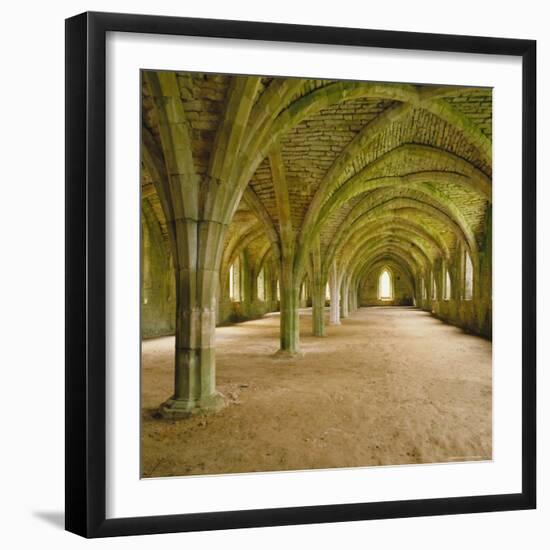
xmin=140 ymin=70 xmax=493 ymax=479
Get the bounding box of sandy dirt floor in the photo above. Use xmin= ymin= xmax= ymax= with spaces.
xmin=141 ymin=307 xmax=492 ymax=478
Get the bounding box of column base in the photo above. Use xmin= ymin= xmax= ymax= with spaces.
xmin=329 ymin=320 xmax=341 ymax=325
xmin=158 ymin=391 xmax=226 ymax=419
xmin=273 ymin=349 xmax=304 ymax=359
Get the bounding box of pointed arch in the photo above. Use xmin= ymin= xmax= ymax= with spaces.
xmin=378 ymin=268 xmax=393 ymax=300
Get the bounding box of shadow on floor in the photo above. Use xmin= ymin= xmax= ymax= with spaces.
xmin=33 ymin=510 xmax=65 ymax=530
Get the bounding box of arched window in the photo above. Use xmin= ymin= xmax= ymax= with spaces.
xmin=229 ymin=258 xmax=241 ymax=301
xmin=257 ymin=267 xmax=265 ymax=301
xmin=431 ymin=272 xmax=437 ymax=301
xmin=378 ymin=269 xmax=392 ymax=300
xmin=444 ymin=269 xmax=452 ymax=301
xmin=421 ymin=277 xmax=427 ymax=300
xmin=325 ymin=282 xmax=331 ymax=301
xmin=276 ymin=279 xmax=280 ymax=301
xmin=464 ymin=251 xmax=473 ymax=300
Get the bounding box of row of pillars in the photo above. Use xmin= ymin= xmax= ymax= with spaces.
xmin=160 ymin=243 xmax=360 ymax=418
xmin=272 ymin=261 xmax=360 ymax=356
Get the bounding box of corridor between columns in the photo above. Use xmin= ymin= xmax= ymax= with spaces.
xmin=142 ymin=307 xmax=492 ymax=477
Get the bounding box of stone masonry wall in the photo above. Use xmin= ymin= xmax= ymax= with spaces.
xmin=360 ymin=264 xmax=414 ymax=307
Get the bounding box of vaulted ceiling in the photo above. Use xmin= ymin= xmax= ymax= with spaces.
xmin=141 ymin=71 xmax=491 ymax=287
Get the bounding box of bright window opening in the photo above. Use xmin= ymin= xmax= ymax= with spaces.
xmin=229 ymin=258 xmax=241 ymax=301
xmin=276 ymin=279 xmax=280 ymax=301
xmin=464 ymin=251 xmax=473 ymax=300
xmin=378 ymin=269 xmax=393 ymax=300
xmin=431 ymin=272 xmax=437 ymax=301
xmin=421 ymin=277 xmax=427 ymax=300
xmin=257 ymin=267 xmax=265 ymax=301
xmin=444 ymin=269 xmax=452 ymax=301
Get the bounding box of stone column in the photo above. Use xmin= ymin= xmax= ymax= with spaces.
xmin=217 ymin=265 xmax=231 ymax=324
xmin=311 ymin=278 xmax=326 ymax=336
xmin=341 ymin=278 xmax=350 ymax=318
xmin=278 ymin=257 xmax=300 ymax=354
xmin=241 ymin=251 xmax=252 ymax=317
xmin=310 ymin=237 xmax=325 ymax=337
xmin=329 ymin=264 xmax=341 ymax=325
xmin=476 ymin=204 xmax=492 ymax=337
xmin=160 ymin=220 xmax=226 ymax=418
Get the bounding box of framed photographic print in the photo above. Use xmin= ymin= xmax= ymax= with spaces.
xmin=65 ymin=11 xmax=536 ymax=538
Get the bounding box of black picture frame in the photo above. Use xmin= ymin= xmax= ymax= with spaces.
xmin=65 ymin=11 xmax=536 ymax=538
